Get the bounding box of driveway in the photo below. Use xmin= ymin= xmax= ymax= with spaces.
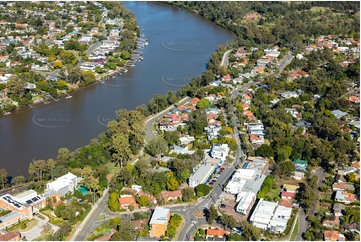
xmin=20 ymin=215 xmax=59 ymax=241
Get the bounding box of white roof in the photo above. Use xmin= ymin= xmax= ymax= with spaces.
xmin=236 ymin=191 xmax=256 ymax=213
xmin=13 ymin=190 xmax=38 ymax=203
xmin=150 ymin=207 xmax=170 ymax=225
xmin=250 ymin=199 xmax=277 ymax=226
xmin=189 ymin=163 xmax=216 ymax=187
xmin=274 ymin=205 xmax=292 ymax=218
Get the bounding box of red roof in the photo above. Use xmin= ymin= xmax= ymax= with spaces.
xmin=348 ymin=96 xmax=359 ymax=103
xmin=207 ymin=229 xmax=228 ymax=237
xmin=160 ymin=190 xmax=182 ymax=200
xmin=281 ymin=191 xmax=296 ymax=198
xmin=192 ymin=97 xmax=200 ymax=105
xmin=278 ymin=199 xmax=293 ymax=208
xmin=118 ymin=196 xmax=137 ymax=205
xmin=171 ymin=113 xmax=181 ymax=122
xmin=352 ymin=162 xmax=360 ymax=169
xmin=250 ymin=134 xmax=262 ymax=141
xmin=323 ymin=230 xmax=339 ymax=241
xmin=0 ymin=231 xmax=20 ymax=241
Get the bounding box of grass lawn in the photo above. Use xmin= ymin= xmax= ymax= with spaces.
xmin=310 ymin=6 xmax=327 ymax=13
xmin=172 ymin=214 xmax=185 ymax=241
xmin=265 ymin=188 xmax=281 ymax=202
xmin=290 ymin=219 xmax=299 ymax=241
xmin=18 ymin=219 xmax=38 ymax=232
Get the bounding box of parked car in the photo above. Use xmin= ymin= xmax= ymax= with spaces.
xmin=209 ymin=182 xmax=214 ymax=185
xmin=220 ymin=204 xmax=226 ymax=209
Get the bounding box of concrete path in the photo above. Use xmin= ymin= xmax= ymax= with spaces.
xmin=20 ymin=215 xmax=59 ymax=241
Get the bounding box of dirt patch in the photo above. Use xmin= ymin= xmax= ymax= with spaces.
xmin=219 ymin=196 xmax=247 ymax=222
xmin=243 ymin=12 xmax=261 ymax=21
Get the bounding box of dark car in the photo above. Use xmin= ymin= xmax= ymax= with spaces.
xmin=209 ymin=182 xmax=214 ymax=185
xmin=220 ymin=204 xmax=226 ymax=208
xmin=220 ymin=167 xmax=225 ymax=171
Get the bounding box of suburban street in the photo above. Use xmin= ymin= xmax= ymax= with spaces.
xmin=71 ymin=189 xmax=109 ymax=241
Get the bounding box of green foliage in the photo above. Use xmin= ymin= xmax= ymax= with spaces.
xmin=166 ymin=214 xmax=183 ymax=239
xmin=255 ymin=144 xmax=274 ymax=158
xmin=195 ymin=184 xmax=212 ymax=197
xmin=257 ymin=175 xmax=274 ymax=199
xmin=111 ymin=220 xmax=137 ymax=241
xmin=181 ymin=188 xmax=195 ymax=202
xmin=145 ymin=137 xmax=168 ymax=158
xmin=207 ymin=205 xmax=218 ymax=224
xmin=108 ymin=191 xmax=120 ymax=211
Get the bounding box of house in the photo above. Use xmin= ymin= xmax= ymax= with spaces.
xmin=280 ymin=91 xmax=299 ymax=99
xmin=225 ymin=169 xmax=255 ymax=194
xmin=332 ymin=203 xmax=345 ymax=217
xmin=189 ymin=163 xmax=216 ymax=188
xmin=118 ymin=195 xmax=138 ymax=210
xmin=191 ymin=97 xmax=200 ymax=106
xmin=149 ymin=207 xmax=170 ymax=238
xmin=160 ymin=190 xmax=182 ymax=203
xmin=332 ymin=183 xmax=355 ymax=191
xmin=170 ymin=145 xmax=195 ymax=155
xmin=281 ymin=191 xmax=296 ymax=200
xmin=210 ymin=144 xmax=230 ymax=161
xmin=0 ymin=231 xmax=21 ymax=241
xmin=204 ymin=124 xmax=221 ymax=141
xmin=344 ymin=222 xmax=360 ymax=234
xmin=206 ymin=229 xmax=229 ymax=239
xmin=278 ymin=199 xmax=293 ymax=209
xmin=348 ymin=96 xmax=360 ymax=103
xmin=221 ymin=74 xmax=231 ymax=82
xmin=179 ymin=135 xmax=195 ymax=145
xmin=335 ymin=191 xmax=356 ymax=204
xmin=250 ymin=134 xmax=264 ymax=145
xmin=293 ymin=159 xmax=308 ymax=172
xmin=323 ymin=216 xmax=340 ymax=229
xmin=323 ymin=230 xmax=340 ymax=241
xmin=337 ymin=167 xmax=356 ymax=176
xmin=291 ymin=171 xmax=305 ymax=180
xmin=46 ymin=172 xmax=78 ymax=197
xmin=331 ymin=110 xmax=347 ymax=119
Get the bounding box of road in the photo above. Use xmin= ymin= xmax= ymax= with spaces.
xmin=277 ymin=51 xmax=294 ymax=73
xmin=71 ymin=189 xmax=109 ymax=241
xmin=296 ymin=208 xmax=308 ymax=241
xmin=221 ymin=49 xmax=232 ymax=68
xmin=144 ymin=96 xmax=191 ymax=141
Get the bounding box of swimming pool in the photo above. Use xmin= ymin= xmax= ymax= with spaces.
xmin=77 ymin=186 xmax=89 ymax=195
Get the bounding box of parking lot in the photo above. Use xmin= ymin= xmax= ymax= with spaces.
xmin=218 ymin=194 xmax=247 ymax=222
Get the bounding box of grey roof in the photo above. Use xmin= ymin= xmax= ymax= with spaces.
xmin=333 ymin=203 xmax=346 ymax=211
xmin=0 ymin=211 xmax=21 ymax=223
xmin=331 ymin=110 xmax=347 ymax=119
xmin=295 ymin=120 xmax=311 ymax=128
xmin=149 ymin=207 xmax=170 ymax=225
xmin=189 ymin=163 xmax=215 ymax=184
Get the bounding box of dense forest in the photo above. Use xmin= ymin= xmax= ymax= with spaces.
xmin=170 ymin=1 xmax=359 ymax=48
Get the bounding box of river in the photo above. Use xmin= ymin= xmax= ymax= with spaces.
xmin=0 ymin=2 xmax=235 ymax=176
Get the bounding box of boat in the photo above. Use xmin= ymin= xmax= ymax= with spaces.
xmin=3 ymin=112 xmax=10 ymax=115
xmin=65 ymin=96 xmax=72 ymax=99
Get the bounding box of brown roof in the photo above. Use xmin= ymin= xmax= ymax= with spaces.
xmin=323 ymin=230 xmax=339 ymax=241
xmin=132 ymin=219 xmax=148 ymax=231
xmin=207 ymin=229 xmax=228 ymax=237
xmin=278 ymin=199 xmax=293 ymax=208
xmin=160 ymin=190 xmax=182 ymax=200
xmin=95 ymin=230 xmax=116 ymax=241
xmin=0 ymin=231 xmax=20 ymax=241
xmin=118 ymin=196 xmax=137 ymax=205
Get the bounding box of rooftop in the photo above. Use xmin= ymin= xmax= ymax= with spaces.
xmin=149 ymin=207 xmax=170 ymax=225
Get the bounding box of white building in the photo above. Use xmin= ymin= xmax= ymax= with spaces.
xmin=236 ymin=191 xmax=256 ymax=216
xmin=46 ymin=172 xmax=77 ymax=197
xmin=210 ymin=144 xmax=230 ymax=161
xmin=225 ymin=169 xmax=255 ymax=194
xmin=249 ymin=198 xmax=293 ymax=233
xmin=189 ymin=163 xmax=216 ymax=188
xmin=204 ymin=124 xmax=221 ymax=141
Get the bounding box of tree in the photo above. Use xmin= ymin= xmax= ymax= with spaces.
xmin=0 ymin=168 xmax=8 ymax=189
xmin=145 ymin=137 xmax=168 ymax=158
xmin=46 ymin=159 xmax=56 ymax=180
xmin=57 ymin=147 xmax=71 ymax=165
xmin=166 ymin=177 xmax=179 ymax=191
xmin=220 ymin=214 xmax=237 ymax=229
xmin=12 ymin=175 xmax=26 ymax=185
xmin=196 ymin=98 xmax=211 ymax=109
xmin=195 ymin=184 xmax=211 ymax=197
xmin=240 ymin=221 xmax=261 ymax=241
xmin=121 ymin=50 xmax=131 ymax=60
xmin=276 ymin=145 xmax=293 ymax=162
xmin=111 ymin=220 xmax=137 ymax=241
xmin=108 ymin=191 xmax=120 ymax=211
xmin=138 ymin=195 xmax=150 ymax=207
xmin=82 ymin=166 xmax=100 ymax=204
xmin=255 ymin=144 xmax=274 ymax=158
xmin=182 ymin=188 xmax=195 ymax=202
xmin=207 ymin=205 xmax=218 ymax=224
xmin=52 ymin=221 xmax=72 ymax=240
xmin=33 ymin=159 xmax=47 ymax=180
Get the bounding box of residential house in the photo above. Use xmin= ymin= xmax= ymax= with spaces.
xmin=334 ymin=191 xmax=356 ymax=204
xmin=281 ymin=191 xmax=296 ymax=200
xmin=283 ymin=184 xmax=299 ymax=193
xmin=210 ymin=144 xmax=230 ymax=161
xmin=281 ymin=91 xmax=299 ymax=99
xmin=206 ymin=229 xmax=229 ymax=240
xmin=0 ymin=231 xmax=21 ymax=241
xmin=332 ymin=183 xmax=355 ymax=191
xmin=293 ymin=159 xmax=308 ymax=172
xmin=250 ymin=134 xmax=264 ymax=145
xmin=179 ymin=135 xmax=195 ymax=145
xmin=323 ymin=230 xmax=340 ymax=241
xmin=221 ymin=74 xmax=231 ymax=83
xmin=285 ymin=108 xmax=301 ymax=120
xmin=337 ymin=167 xmax=356 ymax=176
xmin=331 ymin=110 xmax=347 ymax=119
xmin=160 ymin=190 xmax=182 ymax=203
xmin=46 ymin=172 xmax=78 ymax=197
xmin=204 ymin=124 xmax=221 ymax=141
xmin=333 ymin=203 xmax=346 ymax=217
xmin=118 ymin=195 xmax=138 ymax=210
xmin=149 ymin=207 xmax=170 ymax=238
xmin=291 ymin=171 xmax=305 ymax=180
xmin=170 ymin=145 xmax=195 ymax=155
xmin=94 ymin=230 xmax=116 ymax=241
xmin=323 ymin=216 xmax=340 ymax=229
